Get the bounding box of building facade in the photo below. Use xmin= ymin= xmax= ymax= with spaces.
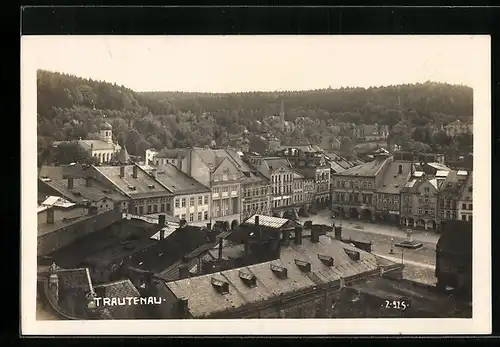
xmin=292 ymin=172 xmax=304 ymax=206
xmin=331 ymin=155 xmax=391 ymax=221
xmin=437 ymin=170 xmax=469 ymax=226
xmin=458 ymin=172 xmax=473 ymax=223
xmin=240 ymin=168 xmax=272 ymax=222
xmin=444 ymin=120 xmax=473 ymax=138
xmin=400 ymin=177 xmax=439 ymax=230
xmin=78 ymin=122 xmax=121 ymax=164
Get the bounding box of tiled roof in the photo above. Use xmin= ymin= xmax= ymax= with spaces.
xmin=334 ymin=157 xmax=390 ymax=177
xmin=165 ymin=235 xmax=387 ymax=318
xmin=426 ymin=162 xmax=450 ymax=171
xmin=150 ymin=164 xmax=210 ymax=195
xmin=438 ymin=170 xmax=462 ymax=193
xmin=38 ymin=207 xmax=91 ymax=237
xmin=56 ymin=268 xmax=93 ymax=294
xmin=79 ymin=139 xmax=117 ymax=151
xmin=242 ymin=214 xmax=300 ymax=229
xmin=41 ymin=196 xmax=76 ymax=208
xmin=155 ymin=148 xmax=190 ymax=159
xmin=40 ymin=177 xmax=129 ymax=204
xmin=94 ymin=164 xmax=172 ymax=198
xmin=376 ymin=162 xmax=412 ymax=195
xmin=94 ymin=279 xmax=143 ymax=319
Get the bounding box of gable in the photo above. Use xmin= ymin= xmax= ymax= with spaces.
xmin=418 ymin=180 xmax=437 ymax=194
xmin=213 ymin=158 xmax=239 ymax=176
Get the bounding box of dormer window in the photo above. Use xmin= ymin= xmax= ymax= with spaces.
xmin=238 ymin=271 xmax=257 ymax=287
xmin=270 ymin=264 xmax=288 ymax=279
xmin=211 ymin=278 xmax=229 ymax=294
xmin=318 ymin=254 xmax=334 ymax=267
xmin=148 ymin=184 xmax=155 ymax=189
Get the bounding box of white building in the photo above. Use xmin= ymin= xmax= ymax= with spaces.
xmin=78 ymin=122 xmax=121 ymax=164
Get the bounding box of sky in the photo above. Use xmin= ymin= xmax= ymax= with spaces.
xmin=25 ymin=35 xmax=488 ymax=93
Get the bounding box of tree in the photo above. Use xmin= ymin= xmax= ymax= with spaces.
xmin=340 ymin=136 xmax=353 ymax=154
xmin=53 ymin=142 xmax=92 ymax=165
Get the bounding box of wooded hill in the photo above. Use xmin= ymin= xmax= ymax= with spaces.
xmin=37 ymin=69 xmax=473 ymax=165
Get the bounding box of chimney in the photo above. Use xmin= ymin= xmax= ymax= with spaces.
xmin=218 ymin=238 xmax=223 ymax=260
xmin=159 ymin=229 xmax=165 ymax=240
xmin=334 ymin=226 xmax=343 ymax=240
xmin=177 ymin=297 xmax=189 ymax=318
xmin=67 ymin=177 xmax=74 ymax=189
xmin=398 ymin=164 xmax=403 ymax=175
xmin=311 ymin=226 xmax=320 ymax=243
xmin=294 ymin=226 xmax=303 ymax=245
xmin=151 ymin=168 xmax=157 ymax=180
xmin=178 ymin=265 xmax=190 ymax=279
xmin=120 ymin=166 xmax=125 ymax=178
xmin=85 ymin=177 xmax=92 ymax=187
xmin=46 ymin=209 xmax=55 ymax=224
xmin=132 ymin=165 xmax=138 ymax=178
xmin=158 ymin=214 xmax=166 ymax=227
xmin=255 ymin=215 xmax=259 ymax=226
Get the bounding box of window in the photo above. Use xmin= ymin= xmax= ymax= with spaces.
xmin=468 ymin=186 xmax=472 ymax=192
xmin=139 ymin=206 xmax=144 ymax=215
xmin=367 ymin=182 xmax=373 ymax=189
xmin=204 ymin=195 xmax=209 ymax=205
xmin=181 ymin=198 xmax=186 ymax=207
xmin=222 ymin=174 xmax=228 ymax=181
xmin=160 ymin=204 xmax=165 ymax=212
xmin=153 ymin=205 xmax=158 ymax=213
xmin=424 ymin=187 xmax=429 ymax=192
xmin=181 ymin=213 xmax=186 ymax=220
xmin=190 ymin=197 xmax=195 ymax=206
xmin=189 ymin=213 xmax=194 ymax=222
xmin=418 ymin=208 xmax=423 ymax=215
xmin=468 ymin=215 xmax=472 ymax=222
xmin=147 ymin=205 xmax=152 ymax=213
xmin=469 ymin=203 xmax=473 ymax=210
xmin=197 ymin=212 xmax=202 ymax=220
xmin=175 ymin=199 xmax=180 ymax=208
xmin=134 ymin=207 xmax=138 ymax=215
xmin=462 ymin=214 xmax=467 ymax=221
xmin=204 ymin=211 xmax=208 ymax=220
xmin=166 ymin=203 xmax=171 ymax=212
xmin=175 ymin=214 xmax=179 ymax=219
xmin=198 ymin=196 xmax=203 ymax=205
xmin=462 ymin=203 xmax=467 ymax=209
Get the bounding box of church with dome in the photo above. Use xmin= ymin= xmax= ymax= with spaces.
xmin=78 ymin=122 xmax=122 ymax=164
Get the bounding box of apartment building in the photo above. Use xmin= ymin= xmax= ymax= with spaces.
xmin=458 ymin=172 xmax=473 ymax=223
xmin=240 ymin=164 xmax=272 ymax=222
xmin=292 ymin=172 xmax=304 ymax=206
xmin=400 ymin=177 xmax=439 ymax=230
xmin=331 ymin=154 xmax=392 ymax=220
xmin=437 ymin=170 xmax=470 ymax=226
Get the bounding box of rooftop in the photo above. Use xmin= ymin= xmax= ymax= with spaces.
xmin=376 ymin=162 xmax=412 ymax=195
xmin=165 ymin=234 xmax=391 ymax=318
xmin=41 ymin=196 xmax=76 ymax=208
xmin=155 ymin=148 xmax=190 ymax=159
xmin=94 ymin=164 xmax=172 ymax=198
xmin=334 ymin=157 xmax=390 ymax=177
xmin=426 ymin=162 xmax=450 ymax=171
xmin=79 ymin=139 xmax=117 ymax=151
xmin=241 ymin=214 xmax=301 ymax=230
xmin=143 ymin=163 xmax=210 ymax=195
xmin=292 ymin=167 xmax=316 ymax=180
xmin=38 ymin=206 xmax=91 ymax=237
xmin=94 ymin=279 xmax=143 ymax=319
xmin=39 ymin=177 xmax=129 ymax=204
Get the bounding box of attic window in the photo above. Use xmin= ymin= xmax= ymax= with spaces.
xmin=294 ymin=259 xmax=311 ymax=272
xmin=270 ymin=264 xmax=288 ymax=279
xmin=128 ymin=185 xmax=136 ymax=190
xmin=318 ymin=254 xmax=334 ymax=267
xmin=148 ymin=184 xmax=155 ymax=189
xmin=344 ymin=248 xmax=361 ymax=262
xmin=238 ymin=271 xmax=257 ymax=287
xmin=211 ymin=277 xmax=229 ymax=294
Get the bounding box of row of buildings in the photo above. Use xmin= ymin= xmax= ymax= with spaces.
xmin=330 ymin=150 xmax=473 ymax=231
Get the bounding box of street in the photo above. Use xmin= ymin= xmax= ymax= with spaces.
xmin=299 ymin=210 xmax=439 ymax=285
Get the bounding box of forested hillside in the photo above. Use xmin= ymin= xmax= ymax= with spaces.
xmin=37 ymin=69 xmax=473 ymax=165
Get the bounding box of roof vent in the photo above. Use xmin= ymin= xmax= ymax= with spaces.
xmin=294 ymin=259 xmax=311 ymax=272
xmin=211 ymin=277 xmax=229 ymax=294
xmin=128 ymin=185 xmax=136 ymax=190
xmin=318 ymin=254 xmax=334 ymax=267
xmin=238 ymin=270 xmax=257 ymax=287
xmin=270 ymin=264 xmax=288 ymax=279
xmin=72 ymin=191 xmax=81 ymax=196
xmin=148 ymin=184 xmax=155 ymax=189
xmin=344 ymin=248 xmax=360 ymax=261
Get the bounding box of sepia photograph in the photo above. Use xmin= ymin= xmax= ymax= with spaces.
xmin=21 ymin=35 xmax=491 ymax=335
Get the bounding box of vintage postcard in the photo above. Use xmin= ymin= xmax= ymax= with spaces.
xmin=21 ymin=35 xmax=491 ymax=335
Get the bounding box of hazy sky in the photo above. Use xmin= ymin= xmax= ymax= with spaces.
xmin=26 ymin=35 xmax=487 ymax=93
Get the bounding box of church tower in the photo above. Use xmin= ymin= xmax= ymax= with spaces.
xmin=100 ymin=122 xmax=113 ymax=144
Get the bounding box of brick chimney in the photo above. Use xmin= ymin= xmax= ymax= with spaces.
xmin=158 ymin=214 xmax=166 ymax=227
xmin=294 ymin=226 xmax=303 ymax=245
xmin=177 ymin=297 xmax=189 ymax=318
xmin=132 ymin=165 xmax=138 ymax=179
xmin=85 ymin=177 xmax=92 ymax=187
xmin=311 ymin=226 xmax=320 ymax=243
xmin=120 ymin=166 xmax=125 ymax=178
xmin=67 ymin=177 xmax=74 ymax=189
xmin=178 ymin=265 xmax=190 ymax=279
xmin=46 ymin=209 xmax=55 ymax=224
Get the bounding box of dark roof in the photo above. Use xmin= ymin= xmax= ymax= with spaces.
xmin=48 ymin=218 xmax=160 ymax=269
xmin=155 ymin=148 xmax=190 ymax=159
xmin=241 ymin=214 xmax=301 ymax=230
xmin=150 ymin=164 xmax=210 ymax=195
xmin=376 ymin=162 xmax=412 ymax=195
xmin=293 ymin=167 xmax=316 ymax=179
xmin=39 ymin=177 xmax=129 ymax=204
xmin=38 ymin=206 xmax=91 ymax=237
xmin=438 ymin=170 xmax=468 ymax=194
xmin=55 ymin=268 xmax=92 ymax=294
xmin=436 ymin=220 xmax=472 ymax=256
xmin=165 ymin=234 xmax=390 ymax=317
xmin=132 ymin=226 xmax=215 ymax=273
